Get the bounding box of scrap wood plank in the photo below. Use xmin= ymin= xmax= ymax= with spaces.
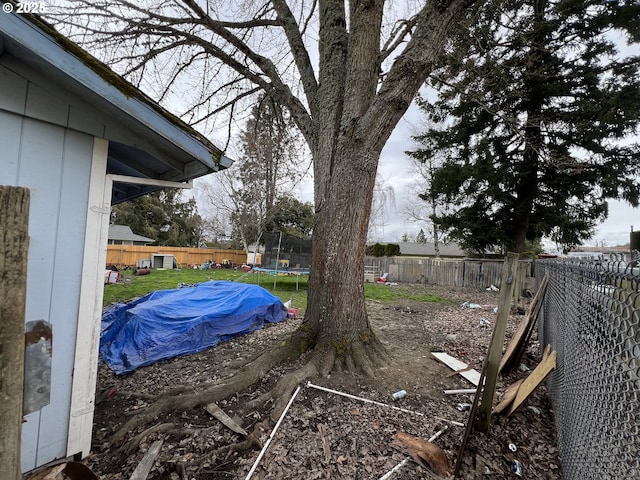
xmin=129 ymin=440 xmax=163 ymax=480
xmin=432 ymin=352 xmax=481 ymax=386
xmin=506 ymin=346 xmax=556 ymax=416
xmin=492 ymin=379 xmax=523 ymax=415
xmin=499 ymin=273 xmax=549 ymax=374
xmin=205 ymin=402 xmax=248 ymax=436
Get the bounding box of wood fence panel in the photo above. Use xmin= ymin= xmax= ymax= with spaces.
xmin=106 ymin=245 xmax=247 ymax=268
xmin=365 ymin=256 xmax=533 ymax=289
xmin=464 ymin=261 xmax=482 ymax=288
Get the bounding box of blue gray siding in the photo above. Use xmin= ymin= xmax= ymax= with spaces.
xmin=0 ymin=62 xmax=96 ymax=471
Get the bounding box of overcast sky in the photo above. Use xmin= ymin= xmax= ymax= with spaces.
xmin=293 ymin=102 xmax=639 ymax=249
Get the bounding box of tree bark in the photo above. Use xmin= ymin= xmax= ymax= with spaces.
xmin=0 ymin=186 xmax=30 ymax=479
xmin=300 ymin=0 xmax=474 ymax=372
xmin=304 ymin=143 xmax=388 ymax=374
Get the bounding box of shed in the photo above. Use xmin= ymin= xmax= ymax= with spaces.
xmin=152 ymin=254 xmax=176 ymax=269
xmin=0 ymin=11 xmax=232 ymax=473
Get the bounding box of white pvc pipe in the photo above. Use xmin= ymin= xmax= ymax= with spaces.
xmin=244 ymin=385 xmax=302 ymax=480
xmin=306 ymin=382 xmax=426 ymax=417
xmin=443 ymin=388 xmax=477 ymax=395
xmin=379 ymin=458 xmax=409 ymax=480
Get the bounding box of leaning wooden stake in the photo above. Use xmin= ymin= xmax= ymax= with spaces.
xmin=0 ymin=186 xmax=30 ymax=480
xmin=477 ymin=252 xmax=520 ymax=433
xmin=453 ymin=253 xmax=520 ymax=477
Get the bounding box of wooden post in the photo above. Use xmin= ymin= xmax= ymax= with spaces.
xmin=477 ymin=251 xmax=519 ymax=433
xmin=0 ymin=186 xmax=30 ymax=479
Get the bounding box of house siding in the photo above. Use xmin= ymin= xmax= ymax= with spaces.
xmin=0 ymin=98 xmax=96 ymax=469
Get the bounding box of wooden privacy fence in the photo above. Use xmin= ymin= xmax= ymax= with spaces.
xmin=370 ymin=256 xmax=533 ymax=290
xmin=106 ymin=245 xmax=247 ymax=268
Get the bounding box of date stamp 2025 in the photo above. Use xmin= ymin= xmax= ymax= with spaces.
xmin=2 ymin=2 xmax=49 ymax=14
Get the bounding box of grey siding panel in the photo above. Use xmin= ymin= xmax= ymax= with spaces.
xmin=36 ymin=128 xmax=93 ymax=465
xmin=9 ymin=117 xmax=94 ymax=470
xmin=0 ymin=63 xmax=27 ymax=114
xmin=2 ymin=53 xmax=110 ymax=140
xmin=0 ymin=110 xmax=22 ymax=184
xmin=67 ymin=100 xmax=106 ymax=138
xmin=25 ymin=81 xmax=70 ymax=127
xmin=17 ymin=118 xmax=65 ymax=471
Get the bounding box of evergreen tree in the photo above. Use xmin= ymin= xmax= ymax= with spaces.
xmin=111 ymin=190 xmax=203 ymax=247
xmin=410 ymin=0 xmax=640 ymax=254
xmin=416 ymin=228 xmax=427 ymax=244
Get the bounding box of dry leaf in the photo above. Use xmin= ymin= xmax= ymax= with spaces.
xmin=391 ymin=432 xmax=451 ymax=477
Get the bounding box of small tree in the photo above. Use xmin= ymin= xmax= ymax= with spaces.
xmin=372 ymin=243 xmax=386 ymax=258
xmin=384 ymin=243 xmax=401 ymax=257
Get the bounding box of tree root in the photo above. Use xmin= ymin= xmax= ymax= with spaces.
xmin=117 ymin=422 xmax=174 ymax=454
xmin=108 ymin=343 xmax=298 ymax=445
xmin=186 ymin=422 xmax=265 ymax=472
xmin=107 ymin=331 xmax=391 ymax=447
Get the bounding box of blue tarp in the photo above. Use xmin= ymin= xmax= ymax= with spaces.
xmin=100 ymin=281 xmax=287 ymax=374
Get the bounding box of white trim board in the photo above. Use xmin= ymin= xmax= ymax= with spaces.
xmin=108 ymin=174 xmax=193 ymax=189
xmin=67 ymin=137 xmax=110 ymax=458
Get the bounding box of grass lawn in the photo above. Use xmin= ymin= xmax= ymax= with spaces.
xmin=103 ymin=268 xmax=445 ymax=314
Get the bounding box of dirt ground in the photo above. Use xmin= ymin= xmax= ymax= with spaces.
xmin=84 ymin=284 xmax=562 ymax=479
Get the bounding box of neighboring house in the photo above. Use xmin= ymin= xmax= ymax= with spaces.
xmin=398 ymin=241 xmax=465 ymax=257
xmin=108 ymin=225 xmax=155 ymax=246
xmin=368 ymin=241 xmax=466 ymax=257
xmin=0 ymin=12 xmax=231 ymax=473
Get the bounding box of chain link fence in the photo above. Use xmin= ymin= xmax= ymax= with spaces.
xmin=536 ymin=253 xmax=640 ymax=479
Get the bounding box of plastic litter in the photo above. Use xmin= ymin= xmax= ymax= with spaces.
xmin=511 ymin=460 xmax=523 ymax=476
xmin=479 ymin=317 xmax=490 ymax=327
xmin=509 ymin=443 xmax=517 ymax=452
xmin=392 ymin=390 xmax=407 ymax=400
xmin=462 ymin=301 xmax=483 ymax=309
xmin=457 ymin=403 xmax=472 ymax=411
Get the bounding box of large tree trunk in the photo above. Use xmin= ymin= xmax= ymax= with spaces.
xmin=303 ymin=142 xmax=387 ymax=375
